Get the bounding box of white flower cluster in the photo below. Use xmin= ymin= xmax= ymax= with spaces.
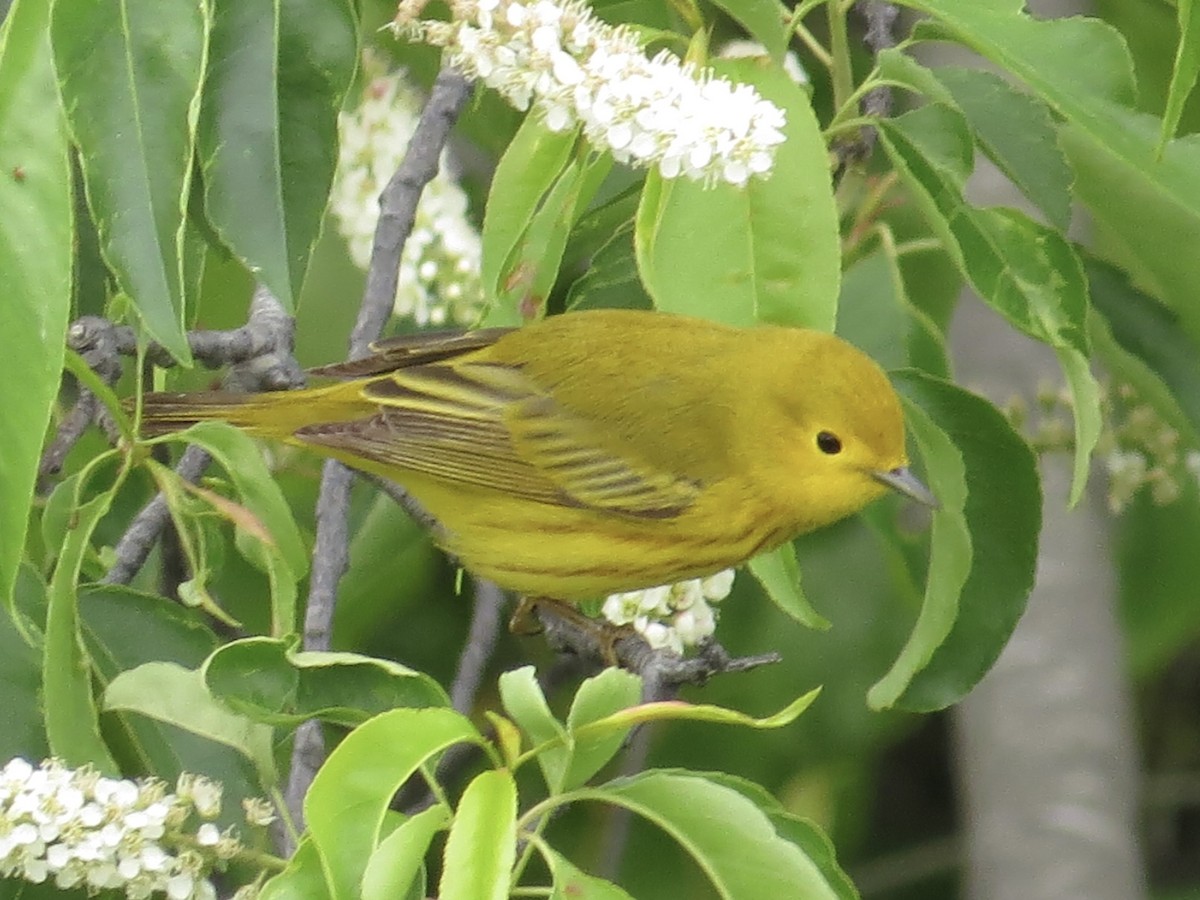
xmin=0 ymin=759 xmax=243 ymax=900
xmin=602 ymin=569 xmax=735 ymax=655
xmin=331 ymin=64 xmax=484 ymax=327
xmin=395 ymin=0 xmax=787 ymax=186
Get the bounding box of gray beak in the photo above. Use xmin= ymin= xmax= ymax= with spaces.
xmin=874 ymin=466 xmax=938 ymax=508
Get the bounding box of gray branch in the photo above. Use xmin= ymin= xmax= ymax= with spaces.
xmin=833 ymin=1 xmax=899 ymax=177
xmin=450 ymin=579 xmax=507 ymax=713
xmin=102 ymin=445 xmax=212 ymax=585
xmin=532 ymin=604 xmax=781 ymax=692
xmin=95 ymin=286 xmax=301 ymax=587
xmin=284 ymin=65 xmax=473 ymax=842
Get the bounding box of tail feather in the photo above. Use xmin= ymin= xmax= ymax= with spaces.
xmin=135 ymin=384 xmax=368 ymax=439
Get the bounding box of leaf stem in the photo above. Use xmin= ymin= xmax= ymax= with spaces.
xmin=793 ymin=23 xmax=833 ymax=71
xmin=826 ymin=0 xmax=854 ymax=114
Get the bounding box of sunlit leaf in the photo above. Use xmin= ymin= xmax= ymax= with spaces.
xmin=439 ymin=770 xmax=517 ymax=900
xmin=0 ymin=0 xmax=72 ymax=610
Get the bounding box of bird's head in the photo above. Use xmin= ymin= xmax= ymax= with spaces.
xmin=756 ymin=329 xmax=937 ymax=532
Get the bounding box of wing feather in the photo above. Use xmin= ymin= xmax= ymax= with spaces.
xmin=308 ymin=328 xmax=514 ymax=378
xmin=298 ymin=353 xmax=703 ymax=518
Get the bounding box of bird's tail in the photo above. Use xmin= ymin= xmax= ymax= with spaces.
xmin=133 ymin=384 xmax=366 ymax=440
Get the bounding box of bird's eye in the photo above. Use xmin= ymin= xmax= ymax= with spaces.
xmin=816 ymin=431 xmax=842 ymax=455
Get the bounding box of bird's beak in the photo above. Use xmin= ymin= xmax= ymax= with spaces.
xmin=874 ymin=466 xmax=939 ymax=508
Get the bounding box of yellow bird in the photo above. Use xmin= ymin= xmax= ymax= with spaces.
xmin=138 ymin=309 xmax=934 ymax=601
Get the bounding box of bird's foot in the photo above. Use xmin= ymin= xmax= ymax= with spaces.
xmin=511 ymin=596 xmax=634 ymax=666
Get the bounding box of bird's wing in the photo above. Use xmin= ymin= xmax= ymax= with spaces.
xmin=307 ymin=327 xmax=516 ymax=378
xmin=295 ymin=359 xmax=701 ymax=518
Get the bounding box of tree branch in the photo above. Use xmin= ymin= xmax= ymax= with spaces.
xmin=285 ymin=64 xmax=473 ymax=842
xmin=833 ymin=1 xmax=899 ymax=177
xmin=531 ymin=604 xmax=782 ymax=693
xmin=102 ymin=445 xmax=212 ymax=586
xmin=450 ymin=578 xmax=507 ymax=713
xmin=98 ymin=286 xmax=301 ymax=586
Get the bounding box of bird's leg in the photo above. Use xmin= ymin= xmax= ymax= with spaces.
xmin=511 ymin=596 xmax=635 ymax=666
xmin=508 ymin=595 xmax=544 ymax=635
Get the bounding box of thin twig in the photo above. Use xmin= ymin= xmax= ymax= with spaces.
xmin=286 ymin=64 xmax=473 ymax=842
xmin=352 ymin=66 xmax=473 ymax=356
xmin=39 ymin=391 xmax=101 ymax=482
xmin=102 ymin=445 xmax=212 ymax=585
xmin=599 ymin=721 xmax=658 ymax=881
xmin=98 ymin=287 xmax=302 ymax=585
xmin=857 ymin=1 xmax=898 ymax=123
xmin=833 ymin=1 xmax=900 ymax=177
xmin=362 ymin=472 xmax=445 ymax=541
xmin=39 ymin=318 xmax=124 ymax=481
xmin=533 ymin=604 xmax=781 ymax=690
xmin=450 ymin=578 xmax=507 ymax=713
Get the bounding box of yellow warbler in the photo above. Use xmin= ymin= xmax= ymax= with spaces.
xmin=139 ymin=309 xmax=933 ymax=600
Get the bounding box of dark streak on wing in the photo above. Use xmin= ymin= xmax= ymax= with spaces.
xmin=307 ymin=327 xmax=515 ymax=379
xmin=301 ymin=352 xmax=702 ymax=520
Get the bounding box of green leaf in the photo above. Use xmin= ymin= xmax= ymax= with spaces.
xmin=261 ymin=837 xmax=333 ymax=900
xmin=562 ymin=668 xmax=642 ymax=789
xmin=484 ymin=153 xmax=610 ymax=324
xmin=747 ymin=543 xmax=829 ymax=630
xmin=878 ymin=103 xmax=1100 ymax=504
xmin=1058 ymin=106 xmax=1200 ymax=346
xmin=0 ymin=0 xmax=72 ymax=612
xmin=837 ymin=251 xmax=949 ymax=379
xmin=896 ymin=2 xmax=1200 ymax=351
xmin=0 ymin=566 xmax=49 ymax=762
xmin=565 ymin=220 xmax=653 ymax=312
xmin=1085 ymin=255 xmax=1200 ymax=444
xmin=635 ymin=57 xmax=838 ymax=330
xmin=902 ymin=1 xmax=1136 ymax=109
xmin=439 ymin=769 xmax=518 ymax=900
xmin=1117 ymin=485 xmax=1200 ymax=678
xmin=305 ymin=707 xmax=486 ymax=900
xmin=104 ymin=660 xmax=277 ymax=787
xmin=695 ymin=772 xmax=858 ymax=900
xmin=879 ymin=372 xmax=1041 ymax=712
xmin=499 ymin=666 xmax=570 ymax=791
xmin=867 ymin=382 xmax=970 ymax=710
xmin=572 ymin=689 xmax=819 ymax=739
xmin=579 ymin=771 xmax=841 ymax=899
xmin=1161 ymin=0 xmax=1200 ymax=152
xmin=878 ymin=50 xmax=1072 ymax=233
xmin=204 ymin=637 xmax=449 ymax=728
xmin=541 ymin=845 xmax=635 ymax=900
xmin=51 ymin=0 xmax=208 ymax=363
xmin=481 ymin=115 xmax=578 ymax=300
xmin=79 ymin=585 xmax=264 ymax=828
xmin=198 ymin=0 xmax=357 ymax=309
xmin=40 ymin=472 xmax=79 ymax=578
xmin=167 ymin=421 xmax=308 ymax=634
xmin=708 ymin=0 xmax=788 ymax=61
xmin=80 ymin=585 xmax=219 ymax=673
xmin=560 ymin=180 xmax=641 ymax=277
xmin=362 ymin=804 xmax=448 ymax=900
xmin=44 ymin=491 xmax=118 ymax=772
xmin=931 ymin=66 xmax=1073 ymax=232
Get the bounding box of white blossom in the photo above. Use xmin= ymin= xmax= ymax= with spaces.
xmin=0 ymin=759 xmax=260 ymax=900
xmin=395 ymin=0 xmax=787 ymax=186
xmin=602 ymin=569 xmax=735 ymax=652
xmin=1187 ymin=450 xmax=1200 ymax=487
xmin=330 ymin=60 xmax=485 ymax=327
xmin=718 ymin=39 xmax=809 ymax=87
